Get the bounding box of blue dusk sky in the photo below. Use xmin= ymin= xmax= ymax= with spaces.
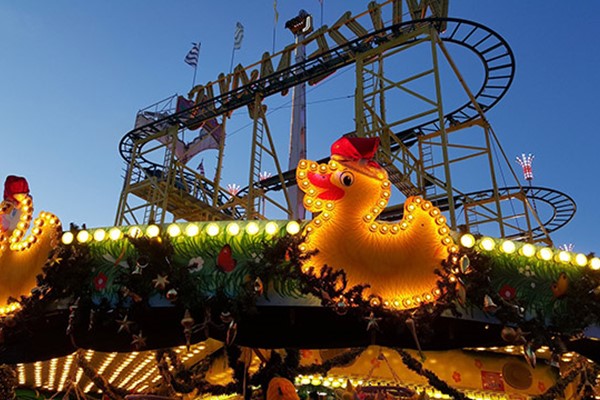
xmin=1 ymin=2 xmax=599 ymax=253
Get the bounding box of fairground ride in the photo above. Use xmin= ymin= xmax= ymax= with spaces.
xmin=3 ymin=1 xmax=598 ymax=400
xmin=114 ymin=0 xmax=574 ymax=245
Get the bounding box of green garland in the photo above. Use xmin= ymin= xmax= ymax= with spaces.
xmin=296 ymin=348 xmax=364 ymax=376
xmin=531 ymin=362 xmax=600 ymax=400
xmin=0 ymin=364 xmax=17 ymax=400
xmin=5 ymin=228 xmax=600 ymax=398
xmin=394 ymin=348 xmax=472 ymax=400
xmin=75 ymin=350 xmax=127 ymax=399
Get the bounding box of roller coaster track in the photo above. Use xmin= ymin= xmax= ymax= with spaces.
xmin=120 ymin=17 xmax=519 ymax=221
xmin=120 ymin=17 xmax=514 ymax=175
xmin=379 ymin=186 xmax=576 ymax=240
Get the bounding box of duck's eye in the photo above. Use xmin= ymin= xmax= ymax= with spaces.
xmin=340 ymin=171 xmax=354 ymax=187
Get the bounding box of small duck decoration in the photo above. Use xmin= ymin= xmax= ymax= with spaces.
xmin=0 ymin=176 xmax=61 ymax=306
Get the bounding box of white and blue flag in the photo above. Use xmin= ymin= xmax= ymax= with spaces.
xmin=184 ymin=42 xmax=200 ymax=67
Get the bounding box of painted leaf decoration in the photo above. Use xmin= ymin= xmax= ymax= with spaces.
xmin=457 ymin=284 xmax=466 ymax=305
xmin=483 ymin=294 xmax=498 ymax=313
xmin=226 ymin=321 xmax=237 ymax=346
xmin=523 ymin=342 xmax=536 ymax=368
xmin=217 ymin=244 xmax=236 ymax=272
xmin=551 ymin=272 xmax=569 ymax=298
xmin=460 ymin=255 xmax=471 ymax=274
xmin=253 ymin=277 xmax=264 ymax=295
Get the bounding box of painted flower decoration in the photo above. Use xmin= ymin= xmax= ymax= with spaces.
xmin=518 ymin=265 xmax=535 ymax=277
xmin=370 ymin=357 xmax=381 ymax=368
xmin=94 ymin=272 xmax=108 ymax=291
xmin=300 ymin=349 xmax=320 ymax=364
xmin=538 ymin=381 xmax=546 ymax=392
xmin=300 ymin=349 xmax=313 ymax=359
xmin=499 ymin=284 xmax=516 ymax=300
xmin=452 ymin=371 xmax=461 ymax=383
xmin=250 ymin=252 xmax=262 ymax=263
xmin=188 ymin=256 xmax=204 ymax=273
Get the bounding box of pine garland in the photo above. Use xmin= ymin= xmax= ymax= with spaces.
xmin=0 ymin=364 xmax=16 ymax=400
xmin=5 ymin=228 xmax=600 ymax=398
xmin=75 ymin=350 xmax=127 ymax=399
xmin=530 ymin=367 xmax=580 ymax=400
xmin=531 ymin=362 xmax=600 ymax=400
xmin=296 ymin=348 xmax=363 ymax=376
xmin=395 ymin=348 xmax=472 ymax=400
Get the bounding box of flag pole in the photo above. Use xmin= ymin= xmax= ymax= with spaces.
xmin=320 ymin=0 xmax=323 ymax=26
xmin=272 ymin=20 xmax=277 ymax=54
xmin=273 ymin=1 xmax=278 ymax=53
xmin=229 ymin=47 xmax=236 ymax=74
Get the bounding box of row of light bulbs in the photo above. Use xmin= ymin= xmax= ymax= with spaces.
xmin=0 ymin=302 xmax=21 ymax=315
xmin=459 ymin=233 xmax=600 ymax=269
xmin=18 ymin=343 xmax=208 ymax=394
xmin=294 ymin=375 xmax=520 ymax=400
xmin=61 ymin=220 xmax=302 ymax=245
xmin=62 ymin=223 xmax=597 ymax=270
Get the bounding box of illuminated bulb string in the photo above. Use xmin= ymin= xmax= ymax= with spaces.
xmin=84 ymin=353 xmax=116 ymax=393
xmin=108 ymin=352 xmax=138 ymax=384
xmin=297 ymin=159 xmax=457 ymax=308
xmin=0 ymin=194 xmax=61 ymax=253
xmin=57 ymin=355 xmax=74 ymax=392
xmin=0 ymin=194 xmax=61 ymax=316
xmin=46 ymin=357 xmax=58 ymax=390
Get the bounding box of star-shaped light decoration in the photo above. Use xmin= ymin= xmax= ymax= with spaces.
xmin=116 ymin=314 xmax=134 ymax=334
xmin=364 ymin=312 xmax=382 ymax=332
xmin=152 ymin=274 xmax=170 ymax=290
xmin=49 ymin=252 xmax=63 ymax=266
xmin=131 ymin=331 xmax=147 ymax=350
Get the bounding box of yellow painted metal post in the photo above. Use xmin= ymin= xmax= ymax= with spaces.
xmin=212 ymin=115 xmax=228 ymax=208
xmin=429 ymin=27 xmax=456 ymax=229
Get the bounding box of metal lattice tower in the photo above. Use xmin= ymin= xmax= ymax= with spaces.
xmin=115 ymin=0 xmax=575 ymax=244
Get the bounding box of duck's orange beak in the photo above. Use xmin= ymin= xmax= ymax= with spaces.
xmin=307 ymin=172 xmax=345 ymax=200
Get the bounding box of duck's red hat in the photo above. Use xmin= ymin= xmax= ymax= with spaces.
xmin=330 ymin=136 xmax=380 ymax=161
xmin=330 ymin=136 xmax=386 ymax=179
xmin=4 ymin=175 xmax=29 ymax=202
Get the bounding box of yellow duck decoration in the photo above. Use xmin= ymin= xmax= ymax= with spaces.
xmin=0 ymin=176 xmax=61 ymax=310
xmin=297 ymin=137 xmax=456 ymax=309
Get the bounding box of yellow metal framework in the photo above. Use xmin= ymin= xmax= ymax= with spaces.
xmin=115 ymin=0 xmax=553 ymax=244
xmin=353 ymin=24 xmax=551 ymax=243
xmin=115 ymin=96 xmax=292 ymax=225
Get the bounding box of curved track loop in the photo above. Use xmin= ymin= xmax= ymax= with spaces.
xmin=380 ymin=186 xmax=576 ymax=240
xmin=120 ymin=17 xmax=515 ymax=219
xmin=120 ymin=17 xmax=514 ymax=172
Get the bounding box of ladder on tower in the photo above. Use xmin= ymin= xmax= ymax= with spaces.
xmin=422 ymin=142 xmax=436 ymax=198
xmin=361 ymin=69 xmax=377 ymax=136
xmin=250 ymin=110 xmax=265 ymax=216
xmin=245 ymin=96 xmax=292 ymax=219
